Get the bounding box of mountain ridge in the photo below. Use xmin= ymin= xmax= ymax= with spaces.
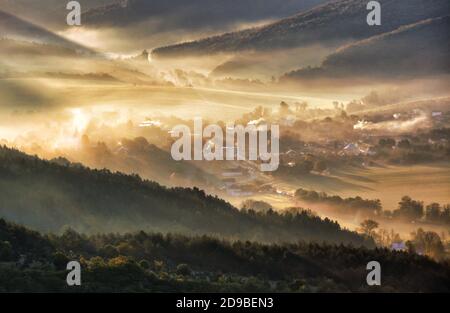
xmin=152 ymin=0 xmax=450 ymax=57
xmin=282 ymin=15 xmax=450 ymax=80
xmin=0 ymin=145 xmax=371 ymax=246
xmin=0 ymin=9 xmax=94 ymax=54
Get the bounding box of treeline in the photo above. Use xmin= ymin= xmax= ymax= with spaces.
xmin=295 ymin=188 xmax=382 ymax=216
xmin=0 ymin=218 xmax=449 ymax=293
xmin=358 ymin=219 xmax=448 ymax=261
xmin=0 ymin=146 xmax=369 ymax=246
xmin=294 ymin=188 xmax=450 ymax=226
xmin=374 ymin=129 xmax=450 ymax=165
xmin=386 ymin=196 xmax=450 ymax=225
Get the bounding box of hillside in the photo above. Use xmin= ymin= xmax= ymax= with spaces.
xmin=282 ymin=16 xmax=450 ymax=80
xmin=65 ymin=136 xmax=219 ymax=187
xmin=0 ymin=146 xmax=370 ymax=246
xmin=0 ymin=10 xmax=94 ymax=54
xmin=0 ymin=0 xmax=114 ymax=28
xmin=0 ymin=218 xmax=449 ymax=292
xmin=152 ymin=0 xmax=449 ymax=57
xmin=0 ymin=38 xmax=81 ymax=57
xmin=83 ymin=0 xmax=328 ymax=30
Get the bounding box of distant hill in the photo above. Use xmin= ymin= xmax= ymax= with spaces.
xmin=0 ymin=0 xmax=114 ymax=29
xmin=0 ymin=38 xmax=160 ymax=88
xmin=1 ymin=218 xmax=449 ymax=292
xmin=83 ymin=0 xmax=328 ymax=30
xmin=0 ymin=10 xmax=94 ymax=54
xmin=152 ymin=0 xmax=449 ymax=57
xmin=282 ymin=16 xmax=450 ymax=81
xmin=70 ymin=136 xmax=218 ymax=187
xmin=0 ymin=146 xmax=370 ymax=246
xmin=0 ymin=38 xmax=81 ymax=57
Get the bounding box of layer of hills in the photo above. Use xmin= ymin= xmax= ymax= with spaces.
xmin=82 ymin=0 xmax=328 ymax=30
xmin=0 ymin=9 xmax=93 ymax=54
xmin=0 ymin=9 xmax=159 ymax=85
xmin=0 ymin=0 xmax=114 ymax=29
xmin=1 ymin=217 xmax=449 ymax=292
xmin=0 ymin=146 xmax=370 ymax=246
xmin=61 ymin=136 xmax=218 ymax=188
xmin=282 ymin=16 xmax=450 ymax=81
xmin=152 ymin=0 xmax=449 ymax=57
xmin=2 ymin=0 xmax=448 ymax=84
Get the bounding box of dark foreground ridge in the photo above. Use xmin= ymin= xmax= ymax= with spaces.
xmin=0 ymin=218 xmax=449 ymax=292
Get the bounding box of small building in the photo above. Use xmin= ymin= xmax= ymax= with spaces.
xmin=391 ymin=242 xmax=407 ymax=251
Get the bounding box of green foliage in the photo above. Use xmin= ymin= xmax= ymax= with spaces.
xmin=408 ymin=229 xmax=446 ymax=261
xmin=378 ymin=138 xmax=396 ymax=148
xmin=52 ymin=252 xmax=69 ymax=270
xmin=0 ymin=240 xmax=13 ymax=261
xmin=176 ymin=264 xmax=192 ymax=276
xmin=0 ymin=218 xmax=449 ymax=292
xmin=139 ymin=260 xmax=150 ymax=270
xmin=314 ymin=160 xmax=328 ymax=172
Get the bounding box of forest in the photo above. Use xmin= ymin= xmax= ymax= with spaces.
xmin=0 ymin=146 xmax=369 ymax=246
xmin=295 ymin=188 xmax=450 ymax=225
xmin=1 ymin=218 xmax=449 ymax=292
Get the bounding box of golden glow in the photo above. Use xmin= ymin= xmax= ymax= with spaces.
xmin=70 ymin=108 xmax=90 ymax=134
xmin=58 ymin=27 xmax=103 ymax=49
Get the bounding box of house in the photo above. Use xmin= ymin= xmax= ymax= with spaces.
xmin=341 ymin=142 xmax=375 ymax=156
xmin=391 ymin=242 xmax=407 ymax=251
xmin=342 ymin=143 xmax=360 ymax=155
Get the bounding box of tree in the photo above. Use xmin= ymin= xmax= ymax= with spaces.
xmin=100 ymin=244 xmax=119 ymax=258
xmin=241 ymin=200 xmax=272 ymax=213
xmin=425 ymin=203 xmax=441 ymax=222
xmin=442 ymin=205 xmax=450 ymax=224
xmin=359 ymin=219 xmax=379 ymax=238
xmin=379 ymin=138 xmax=396 ymax=148
xmin=139 ymin=260 xmax=150 ymax=270
xmin=279 ymin=101 xmax=292 ymax=116
xmin=52 ymin=252 xmax=69 ymax=270
xmin=410 ymin=229 xmax=445 ymax=261
xmin=297 ymin=159 xmax=314 ymax=174
xmin=0 ymin=241 xmax=13 ymax=261
xmin=295 ymin=101 xmax=308 ymax=112
xmin=314 ymin=160 xmax=328 ymax=172
xmin=397 ymin=139 xmax=411 ymax=149
xmin=394 ymin=196 xmax=424 ymax=221
xmin=176 ymin=263 xmax=192 ymax=276
xmin=377 ymin=229 xmax=402 ymax=247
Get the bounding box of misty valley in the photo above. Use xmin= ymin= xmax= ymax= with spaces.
xmin=0 ymin=0 xmax=449 ymax=294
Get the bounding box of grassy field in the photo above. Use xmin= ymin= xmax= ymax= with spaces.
xmin=335 ymin=163 xmax=450 ymax=210
xmin=229 ymin=163 xmax=450 ymax=237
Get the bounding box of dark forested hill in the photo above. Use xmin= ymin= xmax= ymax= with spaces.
xmin=0 ymin=10 xmax=94 ymax=54
xmin=152 ymin=0 xmax=449 ymax=57
xmin=0 ymin=146 xmax=370 ymax=246
xmin=82 ymin=0 xmax=328 ymax=30
xmin=0 ymin=218 xmax=449 ymax=292
xmin=282 ymin=16 xmax=450 ymax=81
xmin=0 ymin=0 xmax=114 ymax=29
